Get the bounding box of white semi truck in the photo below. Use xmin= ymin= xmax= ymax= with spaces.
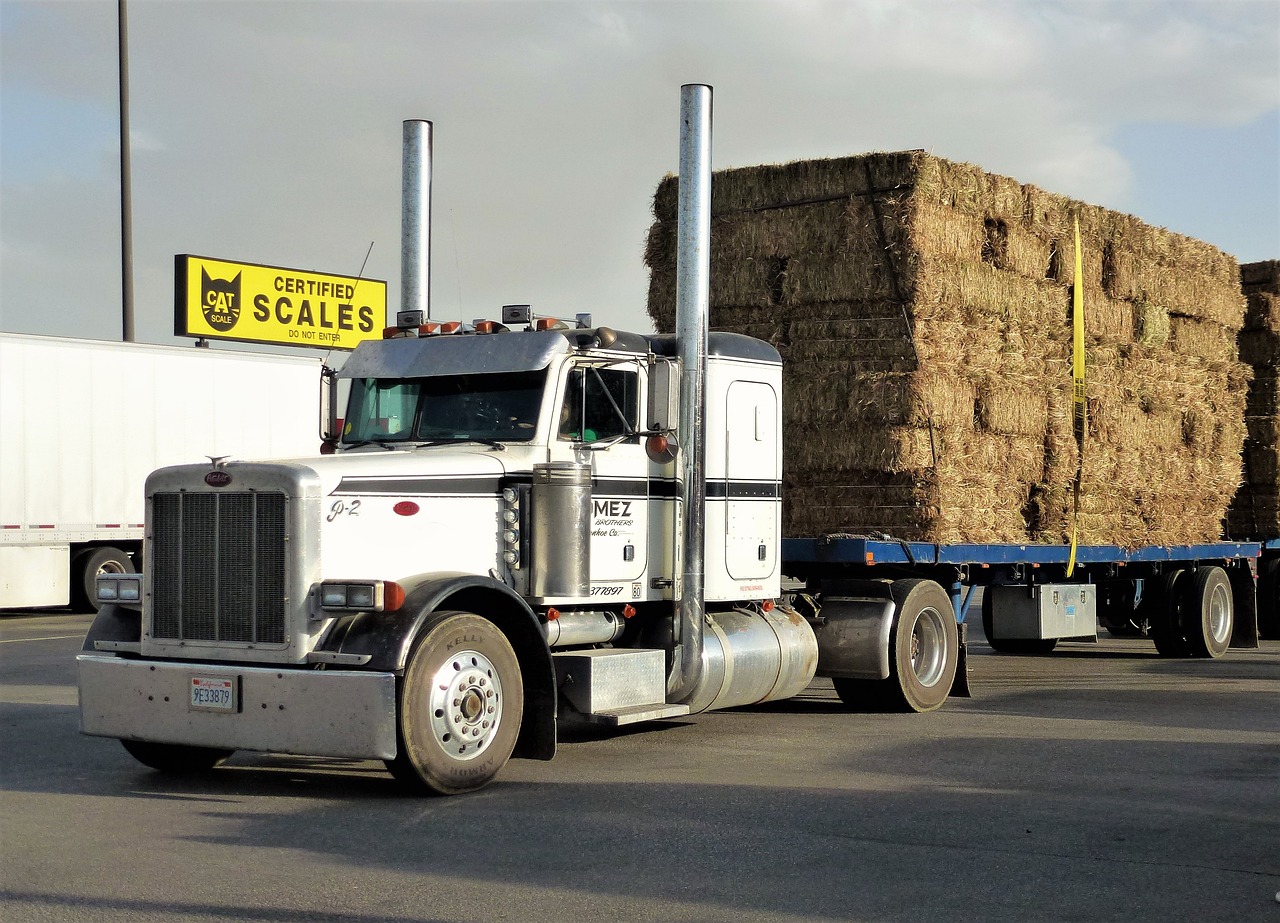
xmin=1 ymin=333 xmax=324 ymax=610
xmin=77 ymin=88 xmax=1257 ymax=795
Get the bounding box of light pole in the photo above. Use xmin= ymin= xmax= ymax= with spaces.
xmin=119 ymin=0 xmax=134 ymax=342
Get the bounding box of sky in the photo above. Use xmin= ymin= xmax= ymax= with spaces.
xmin=2 ymin=0 xmax=1278 ymax=355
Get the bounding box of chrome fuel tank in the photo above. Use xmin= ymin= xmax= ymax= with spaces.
xmin=683 ymin=606 xmax=818 ymax=714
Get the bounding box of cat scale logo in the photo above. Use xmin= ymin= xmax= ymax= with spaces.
xmin=176 ymin=254 xmax=387 ymax=351
xmin=201 ymin=269 xmax=241 ymax=332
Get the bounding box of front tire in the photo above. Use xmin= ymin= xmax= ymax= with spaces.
xmin=121 ymin=740 xmax=232 ymax=773
xmin=387 ymin=611 xmax=523 ymax=795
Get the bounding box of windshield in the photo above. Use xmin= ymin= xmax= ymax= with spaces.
xmin=342 ymin=370 xmax=546 ymax=444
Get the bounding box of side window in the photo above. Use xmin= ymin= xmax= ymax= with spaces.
xmin=559 ymin=366 xmax=639 ymax=443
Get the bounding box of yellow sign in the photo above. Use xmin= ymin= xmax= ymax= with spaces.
xmin=175 ymin=255 xmax=387 ymax=350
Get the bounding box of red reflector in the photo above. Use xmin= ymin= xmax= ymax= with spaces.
xmin=646 ymin=434 xmax=669 ymax=454
xmin=761 ymin=599 xmax=775 ymax=612
xmin=534 ymin=317 xmax=561 ymax=331
xmin=623 ymin=604 xmax=636 ymax=619
xmin=383 ymin=582 xmax=406 ymax=612
xmin=382 ymin=326 xmax=401 ymax=338
xmin=546 ymin=607 xmax=561 ymax=621
xmin=393 ymin=501 xmax=420 ymax=516
xmin=419 ymin=322 xmax=439 ymax=336
xmin=474 ymin=320 xmax=495 ymax=334
xmin=439 ymin=321 xmax=462 ymax=334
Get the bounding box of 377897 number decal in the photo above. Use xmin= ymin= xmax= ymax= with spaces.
xmin=590 ymin=585 xmax=624 ymax=597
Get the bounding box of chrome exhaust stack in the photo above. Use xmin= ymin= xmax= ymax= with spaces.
xmin=669 ymin=84 xmax=712 ymax=704
xmin=400 ymin=119 xmax=433 ymax=322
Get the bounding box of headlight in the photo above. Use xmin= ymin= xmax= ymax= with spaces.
xmin=316 ymin=581 xmax=405 ymax=613
xmin=96 ymin=575 xmax=142 ymax=605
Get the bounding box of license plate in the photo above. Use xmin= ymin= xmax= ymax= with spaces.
xmin=190 ymin=675 xmax=237 ymax=713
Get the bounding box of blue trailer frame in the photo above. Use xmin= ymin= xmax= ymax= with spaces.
xmin=781 ymin=536 xmax=1261 ymax=649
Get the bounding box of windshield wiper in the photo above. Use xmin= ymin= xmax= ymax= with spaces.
xmin=412 ymin=437 xmax=507 ymax=451
xmin=341 ymin=439 xmax=400 ymax=450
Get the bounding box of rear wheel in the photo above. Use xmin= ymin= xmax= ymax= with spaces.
xmin=121 ymin=740 xmax=232 ymax=773
xmin=1181 ymin=566 xmax=1233 ymax=659
xmin=835 ymin=579 xmax=957 ymax=713
xmin=1149 ymin=570 xmax=1192 ymax=658
xmin=387 ymin=611 xmax=523 ymax=795
xmin=72 ymin=546 xmax=135 ymax=612
xmin=1257 ymin=557 xmax=1280 ymax=640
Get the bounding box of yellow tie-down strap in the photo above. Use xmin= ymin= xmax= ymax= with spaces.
xmin=1067 ymin=215 xmax=1086 ymax=578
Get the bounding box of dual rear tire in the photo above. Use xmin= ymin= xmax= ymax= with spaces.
xmin=833 ymin=579 xmax=959 ymax=713
xmin=1152 ymin=566 xmax=1232 ymax=659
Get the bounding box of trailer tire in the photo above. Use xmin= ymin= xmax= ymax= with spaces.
xmin=1180 ymin=566 xmax=1233 ymax=659
xmin=839 ymin=579 xmax=957 ymax=713
xmin=121 ymin=740 xmax=233 ymax=773
xmin=1149 ymin=570 xmax=1192 ymax=658
xmin=387 ymin=611 xmax=523 ymax=796
xmin=1257 ymin=558 xmax=1280 ymax=640
xmin=72 ymin=546 xmax=136 ymax=612
xmin=980 ymin=591 xmax=1057 ymax=655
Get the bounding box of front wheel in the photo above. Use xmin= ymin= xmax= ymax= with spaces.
xmin=121 ymin=740 xmax=233 ymax=773
xmin=387 ymin=611 xmax=523 ymax=796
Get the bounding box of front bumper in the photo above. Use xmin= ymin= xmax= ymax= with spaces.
xmin=77 ymin=654 xmax=398 ymax=760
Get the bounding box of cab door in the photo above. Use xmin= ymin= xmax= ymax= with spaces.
xmin=549 ymin=361 xmax=649 ymax=597
xmin=724 ymin=379 xmax=780 ymax=581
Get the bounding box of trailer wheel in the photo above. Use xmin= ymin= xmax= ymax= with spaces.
xmin=1180 ymin=566 xmax=1233 ymax=659
xmin=835 ymin=579 xmax=958 ymax=713
xmin=387 ymin=611 xmax=523 ymax=795
xmin=980 ymin=591 xmax=1057 ymax=655
xmin=121 ymin=740 xmax=232 ymax=773
xmin=72 ymin=546 xmax=136 ymax=612
xmin=1149 ymin=570 xmax=1192 ymax=658
xmin=1257 ymin=558 xmax=1280 ymax=640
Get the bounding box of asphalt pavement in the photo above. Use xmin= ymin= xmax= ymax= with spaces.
xmin=2 ymin=610 xmax=1277 ymax=923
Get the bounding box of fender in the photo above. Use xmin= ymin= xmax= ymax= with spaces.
xmin=81 ymin=604 xmax=142 ymax=652
xmin=317 ymin=572 xmax=556 ymax=761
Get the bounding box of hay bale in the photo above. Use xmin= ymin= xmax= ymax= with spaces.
xmin=645 ymin=152 xmax=1251 ymax=545
xmin=1227 ymin=260 xmax=1280 ymax=538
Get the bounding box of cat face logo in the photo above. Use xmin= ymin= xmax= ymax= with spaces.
xmin=202 ymin=269 xmax=241 ymax=331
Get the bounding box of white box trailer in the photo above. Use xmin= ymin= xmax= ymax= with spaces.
xmin=0 ymin=333 xmax=324 ymax=609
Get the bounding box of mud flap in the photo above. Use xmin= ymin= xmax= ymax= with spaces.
xmin=950 ymin=621 xmax=972 ymax=698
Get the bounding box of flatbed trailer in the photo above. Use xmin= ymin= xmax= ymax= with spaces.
xmin=782 ymin=537 xmax=1261 ymax=661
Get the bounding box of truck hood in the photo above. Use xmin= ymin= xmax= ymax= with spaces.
xmin=268 ymin=446 xmax=516 ymax=500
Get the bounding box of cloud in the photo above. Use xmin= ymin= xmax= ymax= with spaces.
xmin=1 ymin=0 xmax=1276 ymax=344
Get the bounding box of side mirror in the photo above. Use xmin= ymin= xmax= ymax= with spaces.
xmin=320 ymin=365 xmax=340 ymax=444
xmin=647 ymin=358 xmax=679 ymax=433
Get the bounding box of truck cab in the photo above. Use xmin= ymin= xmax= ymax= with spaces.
xmin=78 ymin=312 xmax=817 ymax=794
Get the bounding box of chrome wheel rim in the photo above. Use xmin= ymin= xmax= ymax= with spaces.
xmin=428 ymin=650 xmax=503 ymax=761
xmin=1207 ymin=583 xmax=1231 ymax=645
xmin=911 ymin=607 xmax=947 ymax=687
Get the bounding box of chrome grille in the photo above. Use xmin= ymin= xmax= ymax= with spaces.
xmin=151 ymin=491 xmax=288 ymax=644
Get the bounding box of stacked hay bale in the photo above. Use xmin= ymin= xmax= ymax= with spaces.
xmin=1227 ymin=260 xmax=1280 ymax=539
xmin=645 ymin=152 xmax=1249 ymax=546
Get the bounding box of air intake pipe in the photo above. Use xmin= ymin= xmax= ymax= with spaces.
xmin=669 ymin=83 xmax=712 ymax=704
